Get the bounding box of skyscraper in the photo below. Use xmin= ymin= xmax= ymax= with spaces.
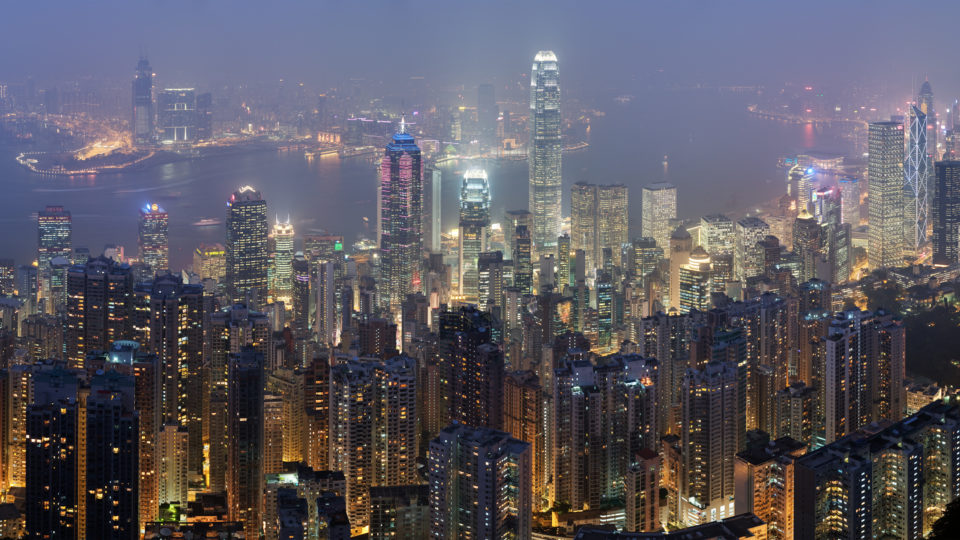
xmin=641 ymin=183 xmax=677 ymax=257
xmin=65 ymin=256 xmax=134 ymax=367
xmin=379 ymin=122 xmax=423 ymax=311
xmin=37 ymin=205 xmax=72 ymax=311
xmin=271 ymin=217 xmax=295 ymax=303
xmin=132 ymin=57 xmax=153 ymax=145
xmin=868 ymin=121 xmax=904 ymax=269
xmin=529 ymin=50 xmax=562 ymax=249
xmin=734 ymin=217 xmax=769 ymax=282
xmin=503 ymin=371 xmax=545 ymax=510
xmin=157 ymin=88 xmax=198 ymax=143
xmin=571 ymin=183 xmax=629 ymax=274
xmin=423 ymin=166 xmax=442 ymax=253
xmin=428 ymin=424 xmax=532 ymax=540
xmin=138 ymin=202 xmax=169 ymax=272
xmin=678 ymin=247 xmax=712 ymax=313
xmin=905 ymin=105 xmax=929 ymax=254
xmin=458 ymin=169 xmax=491 ymax=300
xmin=734 ymin=436 xmax=804 ymax=540
xmin=838 ymin=176 xmax=860 ymax=226
xmin=932 ymin=161 xmax=960 ymax=266
xmin=227 ymin=347 xmax=265 ymax=539
xmin=226 ymin=186 xmax=268 ymax=306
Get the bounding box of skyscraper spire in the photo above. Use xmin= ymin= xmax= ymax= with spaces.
xmin=399 ymin=113 xmax=407 ymax=134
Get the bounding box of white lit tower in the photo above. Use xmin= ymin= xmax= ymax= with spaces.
xmin=529 ymin=51 xmax=562 ymax=250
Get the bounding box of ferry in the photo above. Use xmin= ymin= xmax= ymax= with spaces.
xmin=192 ymin=218 xmax=222 ymax=227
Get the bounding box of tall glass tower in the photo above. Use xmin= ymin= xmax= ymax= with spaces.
xmin=459 ymin=169 xmax=491 ymax=300
xmin=37 ymin=205 xmax=71 ymax=312
xmin=132 ymin=57 xmax=153 ymax=145
xmin=271 ymin=218 xmax=295 ymax=303
xmin=529 ymin=51 xmax=562 ymax=250
xmin=379 ymin=122 xmax=423 ymax=312
xmin=138 ymin=202 xmax=169 ymax=272
xmin=868 ymin=122 xmax=904 ymax=269
xmin=226 ymin=186 xmax=268 ymax=306
xmin=905 ymin=106 xmax=929 ymax=254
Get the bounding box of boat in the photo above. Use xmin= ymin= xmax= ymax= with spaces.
xmin=192 ymin=218 xmax=222 ymax=227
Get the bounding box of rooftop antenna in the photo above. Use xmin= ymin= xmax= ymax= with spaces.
xmin=399 ymin=112 xmax=407 ymax=134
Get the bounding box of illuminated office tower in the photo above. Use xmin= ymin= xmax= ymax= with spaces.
xmin=551 ymin=354 xmax=657 ymax=511
xmin=668 ymin=227 xmax=692 ymax=310
xmin=734 ymin=217 xmax=769 ymax=282
xmin=571 ymin=182 xmax=598 ymax=271
xmin=795 ymin=401 xmax=960 ymax=540
xmin=428 ymin=424 xmax=531 ymax=540
xmin=529 ymin=50 xmax=562 ymax=249
xmin=132 ymin=57 xmax=154 ymax=144
xmin=632 ymin=237 xmax=663 ymax=281
xmin=226 ymin=186 xmax=268 ymax=306
xmin=477 ymin=251 xmax=505 ymax=315
xmin=905 ymin=106 xmax=929 ymax=255
xmin=330 ymin=356 xmax=418 ymax=528
xmin=503 ymin=370 xmax=545 ymax=510
xmin=193 ymin=243 xmax=226 ymax=283
xmin=379 ymin=122 xmax=423 ymax=312
xmin=571 ymin=183 xmax=629 ymax=274
xmin=680 ymin=360 xmax=740 ymax=526
xmin=65 ymin=256 xmax=134 ymax=367
xmin=271 ymin=218 xmax=295 ymax=303
xmin=158 ymin=423 xmax=188 ymax=506
xmin=37 ymin=205 xmax=72 ymax=310
xmin=792 ymin=209 xmax=822 ymax=284
xmin=157 ymin=88 xmax=198 ymax=143
xmin=625 ymin=450 xmax=661 ymax=533
xmin=459 ymin=169 xmax=491 ymax=300
xmin=641 ymin=183 xmax=677 ymax=257
xmin=868 ymin=121 xmax=904 ymax=269
xmin=83 ymin=371 xmax=139 ymax=539
xmin=734 ymin=436 xmax=804 ymax=540
xmin=700 ymin=214 xmax=734 ymax=256
xmin=933 ymin=161 xmax=960 ymax=265
xmin=138 ymin=203 xmax=169 ymax=272
xmin=678 ymin=247 xmax=712 ymax=313
xmin=513 ymin=225 xmax=533 ymax=294
xmin=316 ymin=260 xmax=337 ymax=346
xmin=291 ymin=255 xmax=311 ymax=340
xmin=423 ymin=166 xmax=442 ymax=253
xmin=918 ymin=80 xmax=937 ymax=163
xmin=227 ymin=347 xmax=264 ymax=539
xmin=838 ymin=176 xmax=860 ymax=226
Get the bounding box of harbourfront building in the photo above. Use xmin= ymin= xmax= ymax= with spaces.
xmin=138 ymin=202 xmax=169 ymax=272
xmin=529 ymin=51 xmax=562 ymax=249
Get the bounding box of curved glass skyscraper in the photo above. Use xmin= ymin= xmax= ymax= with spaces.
xmin=529 ymin=50 xmax=562 ymax=249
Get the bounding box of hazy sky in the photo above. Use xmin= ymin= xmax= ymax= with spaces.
xmin=2 ymin=1 xmax=959 ymax=98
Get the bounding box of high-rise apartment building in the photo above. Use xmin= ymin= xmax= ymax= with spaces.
xmin=428 ymin=424 xmax=532 ymax=540
xmin=330 ymin=355 xmax=418 ymax=528
xmin=459 ymin=169 xmax=491 ymax=300
xmin=226 ymin=186 xmax=268 ymax=306
xmin=379 ymin=125 xmax=423 ymax=311
xmin=529 ymin=51 xmax=562 ymax=248
xmin=138 ymin=202 xmax=169 ymax=272
xmin=868 ymin=121 xmax=905 ymax=269
xmin=642 ymin=183 xmax=677 ymax=257
xmin=503 ymin=370 xmax=545 ymax=510
xmin=65 ymin=256 xmax=134 ymax=367
xmin=734 ymin=436 xmax=805 ymax=540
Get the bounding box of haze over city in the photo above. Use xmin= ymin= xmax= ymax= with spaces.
xmin=2 ymin=2 xmax=960 ymax=540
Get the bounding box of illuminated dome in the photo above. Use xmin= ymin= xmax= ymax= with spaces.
xmin=534 ymin=50 xmax=557 ymax=63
